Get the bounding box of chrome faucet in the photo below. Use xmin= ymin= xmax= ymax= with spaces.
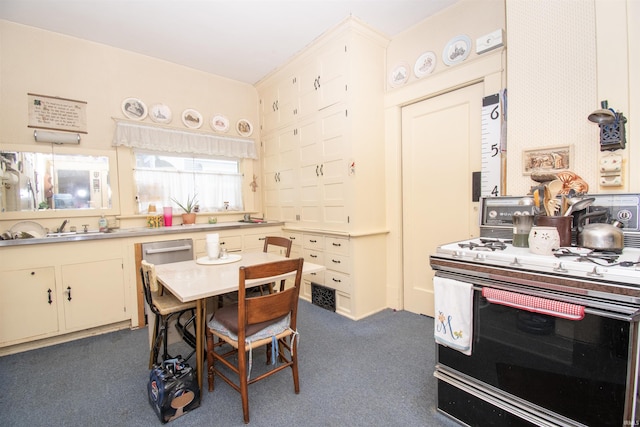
xmin=58 ymin=219 xmax=69 ymax=233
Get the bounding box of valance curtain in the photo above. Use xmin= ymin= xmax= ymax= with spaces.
xmin=112 ymin=120 xmax=257 ymax=159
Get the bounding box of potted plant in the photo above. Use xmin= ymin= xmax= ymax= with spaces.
xmin=171 ymin=194 xmax=198 ymax=224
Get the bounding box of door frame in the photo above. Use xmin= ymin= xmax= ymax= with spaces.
xmin=383 ymin=53 xmax=504 ymax=312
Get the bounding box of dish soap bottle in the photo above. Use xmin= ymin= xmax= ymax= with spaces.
xmin=98 ymin=215 xmax=108 ymax=232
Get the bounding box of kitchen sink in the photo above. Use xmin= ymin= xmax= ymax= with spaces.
xmin=45 ymin=231 xmax=104 ymax=238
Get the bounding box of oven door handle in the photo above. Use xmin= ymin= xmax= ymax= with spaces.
xmin=435 ymin=271 xmax=640 ymax=322
xmin=482 ymin=287 xmax=585 ymax=320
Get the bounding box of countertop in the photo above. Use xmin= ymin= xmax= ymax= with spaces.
xmin=0 ymin=220 xmax=284 ymax=247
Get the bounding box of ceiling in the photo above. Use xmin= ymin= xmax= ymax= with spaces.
xmin=0 ymin=0 xmax=458 ymax=85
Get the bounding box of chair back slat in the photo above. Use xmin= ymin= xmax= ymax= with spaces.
xmin=140 ymin=260 xmax=157 ymax=309
xmin=141 ymin=260 xmax=159 ymax=292
xmin=263 ymin=236 xmax=292 ymax=257
xmin=238 ymin=258 xmax=304 ymax=336
xmin=245 ymin=287 xmax=297 ymax=325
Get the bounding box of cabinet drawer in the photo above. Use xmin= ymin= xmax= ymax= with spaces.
xmin=304 ymin=269 xmax=324 ymax=285
xmin=325 ymin=236 xmax=349 ymax=255
xmin=220 ymin=236 xmax=242 ymax=251
xmin=242 ymin=233 xmax=273 ymax=251
xmin=196 ymin=235 xmax=242 ymax=255
xmin=325 ymin=253 xmax=350 ymax=274
xmin=303 ymin=248 xmax=324 ymax=266
xmin=303 ymin=234 xmax=324 ymax=250
xmin=325 ymin=270 xmax=350 ymax=294
xmin=284 ymin=232 xmax=303 ymax=248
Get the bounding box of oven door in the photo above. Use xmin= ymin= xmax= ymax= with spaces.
xmin=435 ymin=272 xmax=639 ymax=426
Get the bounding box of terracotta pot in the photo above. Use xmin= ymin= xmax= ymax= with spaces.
xmin=181 ymin=213 xmax=196 ymax=224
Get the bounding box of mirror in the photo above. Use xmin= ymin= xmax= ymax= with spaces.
xmin=1 ymin=150 xmax=111 ymax=212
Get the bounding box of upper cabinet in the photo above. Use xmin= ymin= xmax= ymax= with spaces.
xmin=260 ymin=72 xmax=300 ymax=134
xmin=256 ymin=18 xmax=389 ymax=233
xmin=298 ymin=40 xmax=348 ymax=118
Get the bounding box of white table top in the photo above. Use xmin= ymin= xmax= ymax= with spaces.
xmin=154 ymin=251 xmax=325 ymax=303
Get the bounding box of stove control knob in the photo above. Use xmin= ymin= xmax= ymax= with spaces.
xmin=474 ymin=252 xmax=487 ymax=261
xmin=554 ymin=262 xmax=568 ymax=273
xmin=587 ymin=266 xmax=604 ymax=278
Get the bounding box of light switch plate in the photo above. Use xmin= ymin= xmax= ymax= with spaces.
xmin=476 ymin=29 xmax=504 ymax=54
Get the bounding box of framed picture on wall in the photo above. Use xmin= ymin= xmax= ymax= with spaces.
xmin=522 ymin=145 xmax=574 ymax=175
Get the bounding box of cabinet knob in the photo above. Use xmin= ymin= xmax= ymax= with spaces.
xmin=47 ymin=288 xmax=53 ymax=305
xmin=66 ymin=286 xmax=72 ymax=301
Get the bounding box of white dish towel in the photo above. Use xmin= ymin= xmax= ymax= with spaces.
xmin=433 ymin=276 xmax=473 ymax=356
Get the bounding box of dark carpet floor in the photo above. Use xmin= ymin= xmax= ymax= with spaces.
xmin=0 ymin=301 xmax=460 ymax=426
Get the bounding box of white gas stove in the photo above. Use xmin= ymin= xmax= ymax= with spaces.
xmin=432 ymin=237 xmax=640 ymax=310
xmin=436 ymin=238 xmax=640 ymax=286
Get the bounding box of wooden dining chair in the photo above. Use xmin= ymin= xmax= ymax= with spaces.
xmin=206 ymin=257 xmax=304 ymax=424
xmin=262 ymin=236 xmax=293 ymax=293
xmin=140 ymin=260 xmax=197 ymax=368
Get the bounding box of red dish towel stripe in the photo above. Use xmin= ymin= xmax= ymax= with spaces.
xmin=482 ymin=287 xmax=585 ymax=320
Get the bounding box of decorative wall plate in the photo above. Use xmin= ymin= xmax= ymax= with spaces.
xmin=236 ymin=118 xmax=253 ymax=137
xmin=442 ymin=35 xmax=471 ymax=66
xmin=211 ymin=114 xmax=230 ymax=132
xmin=389 ymin=62 xmax=410 ymax=88
xmin=181 ymin=108 xmax=203 ymax=129
xmin=149 ymin=103 xmax=172 ymax=124
xmin=121 ymin=98 xmax=147 ymax=121
xmin=414 ymin=51 xmax=437 ymax=78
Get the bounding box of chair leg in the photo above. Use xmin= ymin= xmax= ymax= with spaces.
xmin=238 ymin=345 xmax=250 ymax=423
xmin=206 ymin=329 xmax=215 ymax=392
xmin=149 ymin=314 xmax=161 ymax=368
xmin=162 ymin=316 xmax=171 ymax=362
xmin=290 ymin=336 xmax=300 ymax=394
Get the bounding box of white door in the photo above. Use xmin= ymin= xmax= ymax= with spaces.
xmin=402 ymin=83 xmax=483 ymax=316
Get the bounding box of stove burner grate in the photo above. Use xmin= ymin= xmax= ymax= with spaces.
xmin=553 ymin=248 xmax=640 ymax=267
xmin=458 ymin=240 xmax=508 ymax=251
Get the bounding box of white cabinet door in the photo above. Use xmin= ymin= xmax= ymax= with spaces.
xmin=260 ymin=73 xmax=299 ymax=133
xmin=260 ymin=83 xmax=279 ymax=133
xmin=297 ymin=38 xmax=348 ymax=118
xmin=0 ymin=267 xmax=58 ymax=344
xmin=262 ymin=126 xmax=299 ymax=222
xmin=278 ymin=73 xmax=300 ymax=126
xmin=61 ymin=259 xmax=126 ymax=331
xmin=317 ymin=40 xmax=348 ymax=111
xmin=299 ymin=107 xmax=348 ymax=230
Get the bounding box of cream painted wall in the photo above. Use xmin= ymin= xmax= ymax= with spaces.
xmin=505 ymin=0 xmax=637 ymax=195
xmin=383 ymin=0 xmax=506 ymax=309
xmin=382 ymin=0 xmax=637 ymax=310
xmin=0 ymin=20 xmax=261 ymax=230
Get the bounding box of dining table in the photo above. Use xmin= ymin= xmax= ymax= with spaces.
xmin=154 ymin=251 xmax=325 ymax=392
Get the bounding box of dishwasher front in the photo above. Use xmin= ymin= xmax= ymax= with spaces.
xmin=141 ymin=238 xmax=194 ymax=265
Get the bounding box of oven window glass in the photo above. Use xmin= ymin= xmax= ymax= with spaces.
xmin=439 ymin=291 xmax=631 ymax=426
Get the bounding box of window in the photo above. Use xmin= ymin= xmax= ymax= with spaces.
xmin=134 ymin=151 xmax=243 ymax=213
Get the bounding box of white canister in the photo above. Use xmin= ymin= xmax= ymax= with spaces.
xmin=207 ymin=241 xmax=220 ymax=260
xmin=528 ymin=226 xmax=560 ymax=256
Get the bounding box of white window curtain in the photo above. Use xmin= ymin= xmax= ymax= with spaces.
xmin=135 ymin=168 xmax=243 ymax=212
xmin=113 ymin=120 xmax=251 ymax=213
xmin=112 ymin=120 xmax=257 ymax=159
